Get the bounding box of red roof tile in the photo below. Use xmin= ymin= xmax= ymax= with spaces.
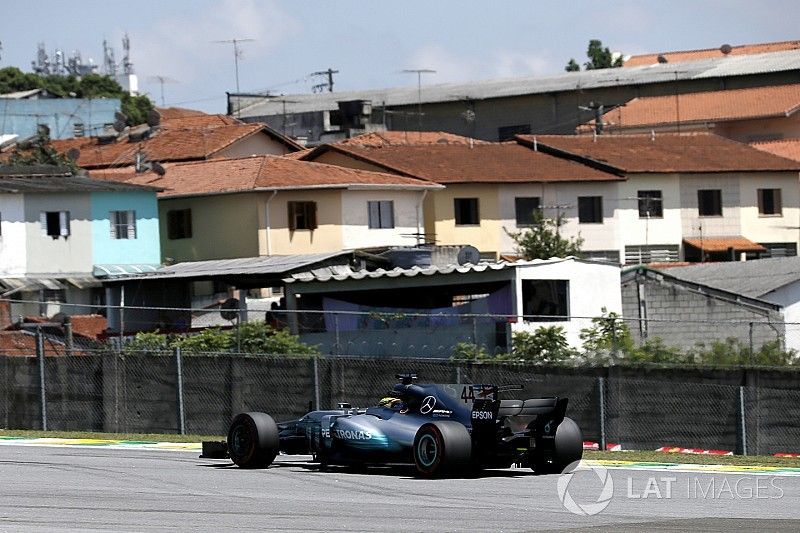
xmin=90 ymin=155 xmax=440 ymax=198
xmin=684 ymin=237 xmax=766 ymax=253
xmin=624 ymin=40 xmax=800 ymax=67
xmin=339 ymin=131 xmax=490 ymax=147
xmin=308 ymin=143 xmax=620 ymax=184
xmin=588 ymin=84 xmax=800 ymax=131
xmin=51 ymin=123 xmax=267 ymax=168
xmin=751 ymin=139 xmax=800 ymax=163
xmin=155 ymin=107 xmax=208 ymax=120
xmin=520 ymin=133 xmax=800 ymax=173
xmin=159 ymin=114 xmax=243 ymax=129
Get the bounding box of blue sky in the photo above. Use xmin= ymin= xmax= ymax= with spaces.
xmin=3 ymin=0 xmax=799 ymax=113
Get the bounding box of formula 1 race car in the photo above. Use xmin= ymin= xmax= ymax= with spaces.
xmin=213 ymin=374 xmax=583 ymax=477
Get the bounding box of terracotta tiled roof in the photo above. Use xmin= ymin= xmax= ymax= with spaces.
xmin=159 ymin=114 xmax=243 ymax=129
xmin=624 ymin=40 xmax=800 ymax=67
xmin=683 ymin=236 xmax=766 ymax=253
xmin=155 ymin=107 xmax=208 ymax=120
xmin=283 ymin=147 xmax=314 ymax=159
xmin=307 ymin=144 xmax=621 ymax=184
xmin=339 ymin=131 xmax=490 ymax=147
xmin=520 ymin=133 xmax=800 ymax=173
xmin=751 ymin=138 xmax=800 ymax=162
xmin=586 ymin=84 xmax=800 ymax=131
xmin=51 ymin=123 xmax=266 ymax=168
xmin=90 ymin=155 xmax=440 ymax=198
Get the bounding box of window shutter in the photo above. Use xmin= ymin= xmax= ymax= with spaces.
xmin=127 ymin=210 xmax=136 ymax=239
xmin=776 ymin=190 xmax=782 ymax=213
xmin=368 ymin=201 xmax=380 ymax=229
xmin=60 ymin=211 xmax=70 ymax=236
xmin=757 ymin=190 xmax=764 ymax=213
xmin=184 ymin=209 xmax=192 ymax=238
xmin=109 ymin=211 xmax=117 ymax=239
xmin=381 ymin=201 xmax=394 ymax=229
xmin=309 ymin=202 xmax=318 ymax=230
xmin=40 ymin=212 xmax=47 ymax=236
xmin=288 ymin=202 xmax=297 ymax=230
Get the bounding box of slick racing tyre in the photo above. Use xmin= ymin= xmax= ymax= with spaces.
xmin=413 ymin=421 xmax=472 ymax=478
xmin=227 ymin=412 xmax=280 ymax=468
xmin=532 ymin=416 xmax=583 ymax=474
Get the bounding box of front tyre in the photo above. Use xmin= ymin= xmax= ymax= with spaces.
xmin=413 ymin=421 xmax=472 ymax=478
xmin=227 ymin=412 xmax=279 ymax=468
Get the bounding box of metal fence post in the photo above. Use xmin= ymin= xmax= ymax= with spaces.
xmin=313 ymin=356 xmax=321 ymax=410
xmin=333 ymin=314 xmax=340 ymax=356
xmin=739 ymin=385 xmax=747 ymax=456
xmin=36 ymin=327 xmax=48 ymax=431
xmin=174 ymin=347 xmax=186 ymax=435
xmin=597 ymin=376 xmax=606 ymax=451
xmin=748 ymin=322 xmax=755 ymax=364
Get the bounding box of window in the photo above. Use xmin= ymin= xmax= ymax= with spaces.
xmin=167 ymin=209 xmax=192 ymax=239
xmin=521 ymin=280 xmax=569 ymax=321
xmin=454 ymin=198 xmax=480 ymax=225
xmin=367 ymin=201 xmax=394 ymax=229
xmin=637 ymin=190 xmax=663 ymax=218
xmin=758 ymin=189 xmax=782 ymax=216
xmin=624 ymin=245 xmax=679 ymax=265
xmin=498 ymin=124 xmax=531 ymax=141
xmin=73 ymin=123 xmax=85 ymax=137
xmin=698 ymin=189 xmax=722 ymax=216
xmin=578 ymin=196 xmax=603 ymax=223
xmin=288 ymin=201 xmax=317 ymax=230
xmin=40 ymin=211 xmax=70 ymax=238
xmin=110 ymin=210 xmax=136 ymax=239
xmin=515 ymin=197 xmax=541 ymax=226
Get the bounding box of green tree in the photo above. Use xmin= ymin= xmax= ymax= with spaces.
xmin=510 ymin=327 xmax=576 ymax=364
xmin=579 ymin=307 xmax=633 ymax=363
xmin=171 ymin=327 xmax=232 ymax=354
xmin=565 ymin=39 xmax=624 ymax=72
xmin=0 ymin=67 xmax=43 ymax=93
xmin=7 ymin=130 xmax=79 ymax=172
xmin=238 ymin=321 xmax=319 ymax=356
xmin=506 ymin=210 xmax=583 ymax=260
xmin=450 ymin=342 xmax=491 ymax=361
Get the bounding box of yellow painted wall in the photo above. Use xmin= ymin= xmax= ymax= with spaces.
xmin=259 ymin=189 xmax=344 ymax=255
xmin=159 ymin=193 xmax=261 ymax=262
xmin=426 ymin=183 xmax=501 ymax=257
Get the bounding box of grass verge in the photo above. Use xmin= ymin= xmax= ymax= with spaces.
xmin=585 ymin=450 xmax=800 ymax=468
xmin=0 ymin=429 xmax=224 ymax=443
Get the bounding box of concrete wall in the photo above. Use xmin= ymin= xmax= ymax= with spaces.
xmin=425 ymin=183 xmax=501 ymax=256
xmin=24 ymin=193 xmax=93 ymax=274
xmin=91 ymin=191 xmax=161 ymax=266
xmin=621 ymin=271 xmax=784 ymax=350
xmin=340 ymin=189 xmax=425 ymax=249
xmin=0 ymin=194 xmax=26 ymax=275
xmin=4 ymin=353 xmax=800 ymax=454
xmin=263 ymin=189 xmax=344 ymax=255
xmin=216 ymin=132 xmax=292 ymax=157
xmin=0 ymin=98 xmax=121 ymax=139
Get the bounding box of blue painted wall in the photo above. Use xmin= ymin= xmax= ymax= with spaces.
xmin=0 ymin=98 xmax=121 ymax=139
xmin=90 ymin=191 xmax=161 ymax=266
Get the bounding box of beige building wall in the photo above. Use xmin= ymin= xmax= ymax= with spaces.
xmin=260 ymin=189 xmax=344 ymax=255
xmin=425 ymin=183 xmax=501 ymax=257
xmin=217 ymin=133 xmax=293 ymax=158
xmin=160 ymin=193 xmax=261 ymax=262
xmin=25 ymin=193 xmax=93 ymax=274
xmin=738 ymin=171 xmax=800 ymax=244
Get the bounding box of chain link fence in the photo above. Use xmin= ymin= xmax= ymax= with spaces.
xmin=2 ymin=344 xmax=799 ymax=455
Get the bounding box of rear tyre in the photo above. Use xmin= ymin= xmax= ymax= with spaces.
xmin=413 ymin=421 xmax=472 ymax=478
xmin=227 ymin=412 xmax=280 ymax=468
xmin=533 ymin=417 xmax=583 ymax=474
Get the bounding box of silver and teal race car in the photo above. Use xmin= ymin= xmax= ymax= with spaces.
xmin=215 ymin=374 xmax=583 ymax=477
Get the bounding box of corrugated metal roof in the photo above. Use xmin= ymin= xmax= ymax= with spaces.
xmin=116 ymin=252 xmax=354 ymax=281
xmin=92 ymin=264 xmax=161 ymax=278
xmin=655 ymin=257 xmax=800 ymax=299
xmin=235 ymin=50 xmax=800 ymax=117
xmin=284 ymin=257 xmax=579 ymax=283
xmin=0 ymin=172 xmax=161 ymax=193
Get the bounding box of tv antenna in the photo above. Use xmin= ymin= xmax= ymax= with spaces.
xmin=310 ymin=68 xmax=339 ymax=93
xmin=212 ymin=38 xmax=255 ymax=92
xmin=402 ymin=69 xmax=436 ymax=131
xmin=147 ymin=75 xmax=179 ymax=106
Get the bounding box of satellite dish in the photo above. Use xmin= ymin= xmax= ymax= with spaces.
xmin=151 ymin=161 xmax=166 ymax=176
xmin=457 ymin=245 xmax=481 ymax=265
xmin=220 ymin=298 xmax=240 ymax=321
xmin=66 ymin=147 xmax=81 ymax=161
xmin=51 ymin=312 xmax=68 ymax=325
xmin=147 ymin=109 xmax=161 ymax=128
xmin=720 ymin=44 xmax=732 ymax=55
xmin=657 ymin=54 xmax=668 ymax=64
xmin=113 ymin=111 xmax=128 ymax=132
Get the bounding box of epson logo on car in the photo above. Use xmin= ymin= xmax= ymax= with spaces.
xmin=472 ymin=411 xmax=493 ymax=420
xmin=333 ymin=429 xmax=373 ymax=440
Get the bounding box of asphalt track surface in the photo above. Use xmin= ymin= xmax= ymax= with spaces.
xmin=1 ymin=445 xmax=800 ymax=532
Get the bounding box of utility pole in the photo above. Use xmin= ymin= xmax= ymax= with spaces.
xmin=402 ymin=69 xmax=436 ymax=131
xmin=579 ymin=101 xmax=605 ymax=134
xmin=311 ymin=68 xmax=339 ymax=93
xmin=212 ymin=38 xmax=255 ymax=93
